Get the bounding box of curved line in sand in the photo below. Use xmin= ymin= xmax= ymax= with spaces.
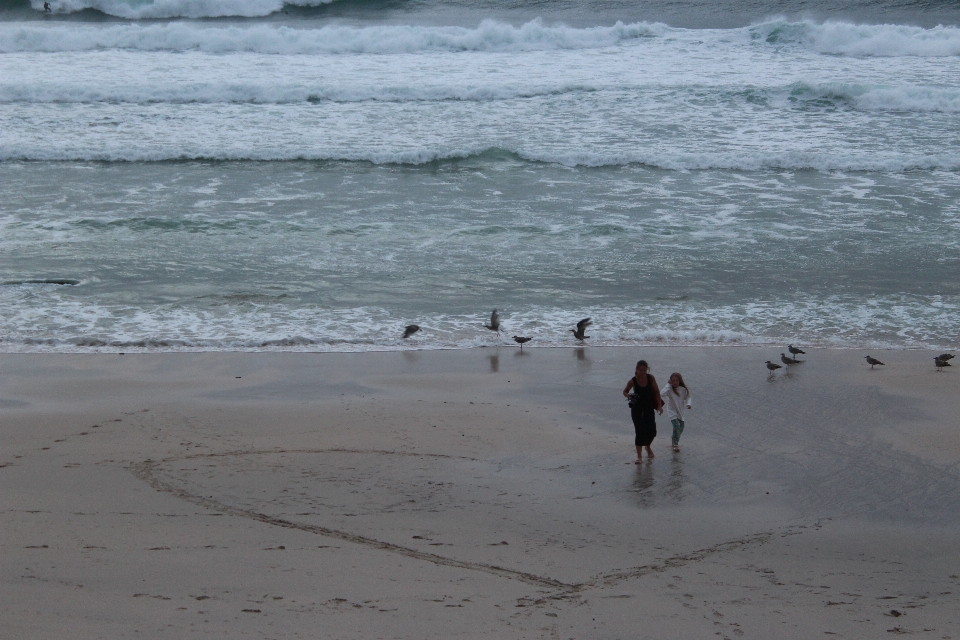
xmin=131 ymin=447 xmax=784 ymax=592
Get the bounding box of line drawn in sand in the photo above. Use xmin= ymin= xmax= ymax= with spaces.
xmin=131 ymin=447 xmax=792 ymax=593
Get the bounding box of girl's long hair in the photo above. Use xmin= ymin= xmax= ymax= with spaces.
xmin=670 ymin=372 xmax=688 ymax=392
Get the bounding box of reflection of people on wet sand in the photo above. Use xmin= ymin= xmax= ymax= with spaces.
xmin=623 ymin=360 xmax=663 ymax=463
xmin=661 ymin=372 xmax=692 ymax=452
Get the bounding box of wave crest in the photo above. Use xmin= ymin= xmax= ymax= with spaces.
xmin=754 ymin=19 xmax=960 ymax=57
xmin=34 ymin=0 xmax=335 ymax=19
xmin=2 ymin=19 xmax=663 ymax=53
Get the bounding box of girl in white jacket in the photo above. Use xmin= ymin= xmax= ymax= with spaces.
xmin=660 ymin=373 xmax=692 ymax=452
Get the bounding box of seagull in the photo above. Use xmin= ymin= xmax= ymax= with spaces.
xmin=935 ymin=357 xmax=952 ymax=371
xmin=570 ymin=318 xmax=592 ymax=341
xmin=765 ymin=361 xmax=782 ymax=376
xmin=513 ymin=336 xmax=532 ymax=350
xmin=788 ymin=344 xmax=806 ymax=357
xmin=865 ymin=355 xmax=885 ymax=369
xmin=780 ymin=353 xmax=800 ymax=365
xmin=484 ymin=309 xmax=501 ymax=335
xmin=402 ymin=324 xmax=420 ymax=339
xmin=937 ymin=353 xmax=955 ymax=361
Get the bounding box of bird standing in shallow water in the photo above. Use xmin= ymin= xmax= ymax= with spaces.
xmin=402 ymin=324 xmax=420 ymax=339
xmin=781 ymin=353 xmax=800 ymax=365
xmin=484 ymin=309 xmax=501 ymax=335
xmin=865 ymin=355 xmax=885 ymax=369
xmin=765 ymin=361 xmax=782 ymax=377
xmin=571 ymin=318 xmax=592 ymax=341
xmin=935 ymin=357 xmax=951 ymax=371
xmin=788 ymin=344 xmax=806 ymax=357
xmin=513 ymin=336 xmax=531 ymax=350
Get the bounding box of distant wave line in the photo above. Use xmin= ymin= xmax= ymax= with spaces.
xmin=3 ymin=146 xmax=960 ymax=172
xmin=3 ymin=81 xmax=960 ymax=113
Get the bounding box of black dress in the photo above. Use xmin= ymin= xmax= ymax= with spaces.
xmin=629 ymin=376 xmax=657 ymax=447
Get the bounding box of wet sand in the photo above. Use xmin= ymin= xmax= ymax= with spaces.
xmin=2 ymin=347 xmax=959 ymax=638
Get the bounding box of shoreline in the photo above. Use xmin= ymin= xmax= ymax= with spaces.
xmin=3 ymin=347 xmax=959 ymax=637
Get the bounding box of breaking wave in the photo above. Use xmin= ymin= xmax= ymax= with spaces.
xmin=755 ymin=19 xmax=960 ymax=57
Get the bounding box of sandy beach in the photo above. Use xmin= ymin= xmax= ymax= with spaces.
xmin=2 ymin=346 xmax=959 ymax=639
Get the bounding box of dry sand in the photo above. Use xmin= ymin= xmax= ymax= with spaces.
xmin=2 ymin=347 xmax=959 ymax=639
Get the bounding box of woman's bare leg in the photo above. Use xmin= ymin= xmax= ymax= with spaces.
xmin=645 ymin=445 xmax=654 ymax=458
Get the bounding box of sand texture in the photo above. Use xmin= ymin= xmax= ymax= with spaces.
xmin=2 ymin=347 xmax=959 ymax=639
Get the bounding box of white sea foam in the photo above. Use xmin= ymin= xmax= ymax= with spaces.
xmin=34 ymin=0 xmax=334 ymax=19
xmin=0 ymin=19 xmax=663 ymax=54
xmin=754 ymin=20 xmax=960 ymax=57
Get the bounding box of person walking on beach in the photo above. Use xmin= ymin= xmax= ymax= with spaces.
xmin=661 ymin=372 xmax=692 ymax=452
xmin=623 ymin=360 xmax=664 ymax=462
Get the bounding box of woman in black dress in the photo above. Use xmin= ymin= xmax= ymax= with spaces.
xmin=622 ymin=360 xmax=664 ymax=462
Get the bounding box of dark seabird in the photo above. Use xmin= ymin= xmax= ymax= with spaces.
xmin=788 ymin=344 xmax=806 ymax=357
xmin=937 ymin=353 xmax=955 ymax=361
xmin=865 ymin=355 xmax=885 ymax=369
xmin=402 ymin=324 xmax=420 ymax=339
xmin=570 ymin=317 xmax=592 ymax=341
xmin=780 ymin=353 xmax=800 ymax=365
xmin=484 ymin=309 xmax=501 ymax=335
xmin=512 ymin=336 xmax=532 ymax=350
xmin=935 ymin=357 xmax=951 ymax=371
xmin=765 ymin=360 xmax=782 ymax=376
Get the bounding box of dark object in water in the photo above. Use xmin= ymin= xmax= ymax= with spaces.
xmin=402 ymin=324 xmax=420 ymax=339
xmin=571 ymin=317 xmax=592 ymax=341
xmin=865 ymin=355 xmax=885 ymax=369
xmin=3 ymin=278 xmax=79 ymax=286
xmin=512 ymin=336 xmax=531 ymax=350
xmin=780 ymin=353 xmax=800 ymax=365
xmin=484 ymin=309 xmax=501 ymax=335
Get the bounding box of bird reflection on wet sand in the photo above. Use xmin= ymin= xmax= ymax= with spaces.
xmin=574 ymin=346 xmax=589 ymax=363
xmin=487 ymin=352 xmax=499 ymax=372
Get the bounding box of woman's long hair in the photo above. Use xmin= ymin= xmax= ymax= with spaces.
xmin=669 ymin=372 xmax=688 ymax=392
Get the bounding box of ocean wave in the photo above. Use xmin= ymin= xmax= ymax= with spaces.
xmin=782 ymin=81 xmax=960 ymax=113
xmin=3 ymin=145 xmax=959 ymax=172
xmin=32 ymin=0 xmax=335 ymax=19
xmin=754 ymin=19 xmax=960 ymax=57
xmin=4 ymin=79 xmax=960 ymax=113
xmin=0 ymin=81 xmax=599 ymax=104
xmin=0 ymin=19 xmax=663 ymax=54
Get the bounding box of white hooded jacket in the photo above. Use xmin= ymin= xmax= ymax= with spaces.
xmin=660 ymin=384 xmax=692 ymax=421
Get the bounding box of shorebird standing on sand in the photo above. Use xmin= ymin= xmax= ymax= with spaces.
xmin=780 ymin=353 xmax=800 ymax=365
xmin=571 ymin=318 xmax=592 ymax=341
xmin=865 ymin=355 xmax=885 ymax=369
xmin=788 ymin=344 xmax=806 ymax=358
xmin=935 ymin=356 xmax=952 ymax=371
xmin=513 ymin=336 xmax=531 ymax=350
xmin=765 ymin=361 xmax=782 ymax=377
xmin=402 ymin=324 xmax=420 ymax=339
xmin=484 ymin=309 xmax=501 ymax=335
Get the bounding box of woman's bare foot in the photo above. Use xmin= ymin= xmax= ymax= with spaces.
xmin=645 ymin=446 xmax=654 ymax=458
xmin=634 ymin=459 xmax=642 ymax=464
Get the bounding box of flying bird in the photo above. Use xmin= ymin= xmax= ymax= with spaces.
xmin=484 ymin=309 xmax=501 ymax=335
xmin=513 ymin=336 xmax=532 ymax=350
xmin=788 ymin=344 xmax=806 ymax=357
xmin=865 ymin=355 xmax=885 ymax=369
xmin=780 ymin=353 xmax=800 ymax=365
xmin=402 ymin=324 xmax=420 ymax=339
xmin=571 ymin=318 xmax=592 ymax=341
xmin=935 ymin=357 xmax=952 ymax=371
xmin=765 ymin=361 xmax=782 ymax=376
